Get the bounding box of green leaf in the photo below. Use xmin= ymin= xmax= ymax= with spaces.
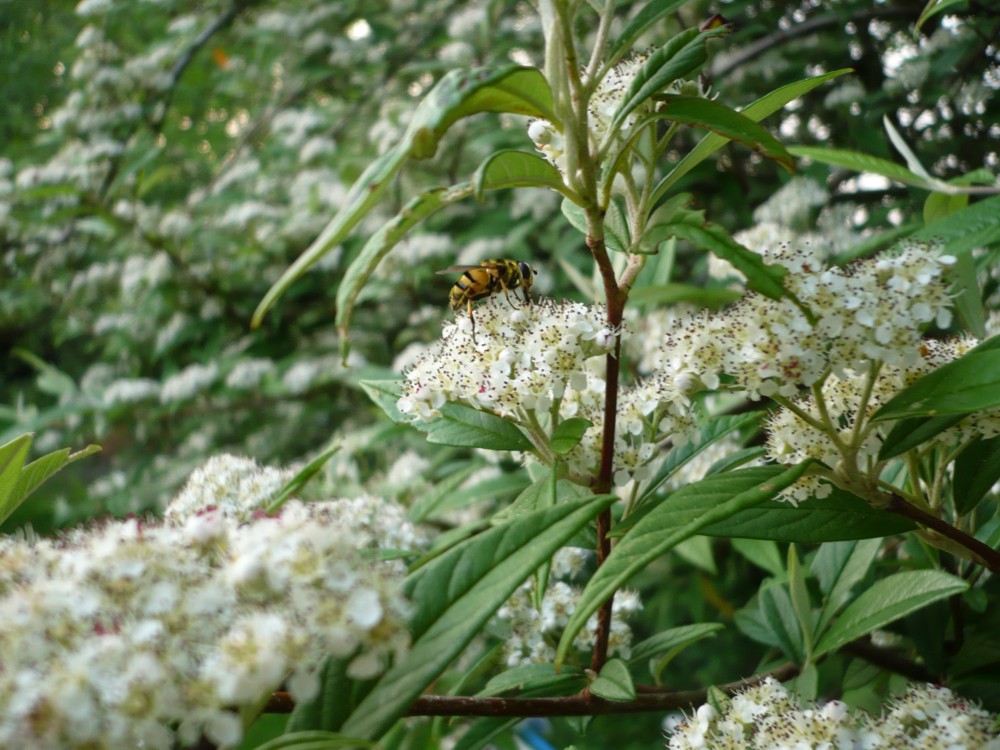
xmin=490 ymin=472 xmax=586 ymax=525
xmin=251 ymin=731 xmax=375 ymax=750
xmin=425 ymin=403 xmax=534 ymax=451
xmin=339 ymin=494 xmax=615 ymax=739
xmin=607 ymin=0 xmax=688 ymax=64
xmin=0 ymin=434 xmax=33 ymax=512
xmin=788 ymin=146 xmax=936 ymax=190
xmin=916 ymin=0 xmax=968 ymax=31
xmin=286 ymin=658 xmax=357 ymax=733
xmin=480 ymin=663 xmax=586 ymax=696
xmin=814 ymin=570 xmax=969 ymax=658
xmin=787 ymin=546 xmax=814 ymax=661
xmin=812 ymin=539 xmax=882 ymax=634
xmin=906 ymin=194 xmax=1000 ymax=257
xmin=408 ymin=465 xmax=479 ymax=523
xmin=610 ymin=25 xmax=730 ymax=133
xmin=699 ymin=487 xmax=916 ymax=542
xmin=731 ymin=539 xmax=783 ymax=576
xmin=629 ymin=623 xmax=724 ymax=664
xmin=650 ymin=214 xmax=787 ymax=300
xmin=924 ymin=191 xmax=969 ymax=225
xmin=253 ymin=144 xmax=407 ymax=329
xmin=951 ymin=250 xmax=986 ymax=339
xmin=640 ymin=412 xmax=761 ymax=502
xmin=550 ymin=417 xmax=592 ymax=455
xmin=644 ymin=96 xmax=793 ymax=172
xmin=651 ymin=69 xmax=851 ymax=204
xmin=359 ymin=379 xmax=408 ymax=424
xmin=335 ymin=183 xmax=474 ymax=347
xmin=555 ymin=463 xmax=813 ymax=666
xmin=0 ymin=437 xmax=101 ymax=526
xmin=953 ymin=436 xmax=1000 ymax=515
xmin=560 ymin=198 xmax=629 ymax=253
xmin=589 ymin=659 xmax=636 ymax=702
xmin=878 ymin=414 xmax=965 ymax=460
xmin=760 ymin=582 xmax=806 ymax=663
xmin=268 ymin=444 xmax=338 ymax=513
xmin=473 ymin=150 xmax=575 ymax=201
xmin=253 ymin=65 xmax=554 ymax=328
xmin=872 ymin=349 xmax=1000 ymax=421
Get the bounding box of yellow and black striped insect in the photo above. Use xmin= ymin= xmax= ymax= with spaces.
xmin=438 ymin=259 xmax=536 ymax=340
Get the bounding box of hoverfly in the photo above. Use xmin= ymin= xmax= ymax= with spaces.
xmin=438 ymin=258 xmax=536 ymax=340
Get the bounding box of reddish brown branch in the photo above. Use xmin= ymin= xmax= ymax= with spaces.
xmin=887 ymin=493 xmax=1000 ymax=574
xmin=262 ymin=664 xmax=801 ymax=717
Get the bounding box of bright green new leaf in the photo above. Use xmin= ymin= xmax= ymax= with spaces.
xmin=267 ymin=443 xmax=339 ymax=513
xmin=906 ymin=194 xmax=1000 ymax=257
xmin=339 ymin=494 xmax=615 ymax=739
xmin=814 ymin=570 xmax=968 ymax=658
xmin=872 ymin=349 xmax=1000 ymax=421
xmin=760 ymin=582 xmax=806 ymax=664
xmin=555 ymin=463 xmax=813 ymax=666
xmin=644 ymin=95 xmax=794 ymax=172
xmin=0 ymin=434 xmax=33 ymax=517
xmin=589 ymin=659 xmax=636 ymax=702
xmin=789 ymin=146 xmax=936 ymax=190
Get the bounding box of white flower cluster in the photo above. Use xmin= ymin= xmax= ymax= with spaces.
xmin=667 ymin=678 xmax=1000 ymax=750
xmin=496 ymin=548 xmax=641 ymax=667
xmin=766 ymin=336 xmax=1000 ymax=503
xmin=398 ymin=296 xmax=615 ymax=421
xmin=0 ymin=457 xmax=416 ymax=750
xmin=649 ymin=243 xmax=956 ymax=402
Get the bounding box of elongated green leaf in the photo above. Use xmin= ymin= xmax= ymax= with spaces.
xmin=732 ymin=538 xmax=783 ymax=576
xmin=812 ymin=539 xmax=882 ymax=634
xmin=951 ymin=249 xmax=986 ymax=339
xmin=252 ymin=731 xmax=375 ymax=750
xmin=651 ymin=69 xmax=851 ymax=204
xmin=699 ymin=487 xmax=915 ymax=542
xmin=640 ymin=411 xmax=761 ymax=503
xmin=473 ymin=150 xmax=574 ymax=201
xmin=286 ymin=657 xmax=358 ymax=733
xmin=878 ymin=413 xmax=965 ymax=459
xmin=253 ymin=66 xmax=555 ymax=328
xmin=268 ymin=444 xmax=338 ymax=513
xmin=335 ymin=183 xmax=473 ymax=344
xmin=906 ymin=194 xmax=1000 ymax=257
xmin=644 ymin=96 xmax=793 ymax=172
xmin=589 ymin=659 xmax=636 ymax=702
xmin=253 ymin=145 xmax=407 ymax=329
xmin=872 ymin=349 xmax=1000 ymax=421
xmin=629 ymin=623 xmax=723 ymax=664
xmin=340 ymin=494 xmax=615 ymax=739
xmin=916 ymin=0 xmax=967 ymax=31
xmin=409 ymin=465 xmax=479 ymax=523
xmin=425 ymin=403 xmax=533 ymax=451
xmin=1 ymin=438 xmax=101 ymax=525
xmin=607 ymin=0 xmax=688 ymax=64
xmin=651 ymin=214 xmax=787 ymax=300
xmin=787 ymin=546 xmax=814 ymax=660
xmin=0 ymin=434 xmax=33 ymax=509
xmin=611 ymin=25 xmax=730 ymax=133
xmin=555 ymin=463 xmax=813 ymax=665
xmin=760 ymin=583 xmax=806 ymax=663
xmin=560 ymin=198 xmax=629 ymax=253
xmin=789 ymin=146 xmax=935 ymax=190
xmin=480 ymin=663 xmax=585 ymax=696
xmin=954 ymin=436 xmax=1000 ymax=516
xmin=491 ymin=473 xmax=586 ymax=525
xmin=815 ymin=571 xmax=968 ymax=658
